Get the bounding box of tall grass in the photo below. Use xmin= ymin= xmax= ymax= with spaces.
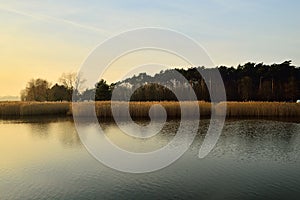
xmin=73 ymin=101 xmax=212 ymax=119
xmin=215 ymin=102 xmax=300 ymax=118
xmin=1 ymin=101 xmax=300 ymax=118
xmin=0 ymin=101 xmax=70 ymax=116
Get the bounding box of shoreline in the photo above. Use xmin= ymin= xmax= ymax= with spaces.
xmin=0 ymin=101 xmax=300 ymax=119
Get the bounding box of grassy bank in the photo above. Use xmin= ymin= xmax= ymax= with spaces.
xmin=0 ymin=101 xmax=300 ymax=118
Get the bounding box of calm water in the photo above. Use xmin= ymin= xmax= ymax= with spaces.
xmin=1 ymin=117 xmax=300 ymax=199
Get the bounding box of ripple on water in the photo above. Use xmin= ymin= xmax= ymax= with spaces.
xmin=1 ymin=118 xmax=300 ymax=199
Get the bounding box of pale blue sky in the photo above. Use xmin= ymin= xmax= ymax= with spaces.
xmin=0 ymin=0 xmax=299 ymax=95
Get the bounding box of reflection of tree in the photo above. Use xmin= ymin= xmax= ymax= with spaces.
xmin=29 ymin=122 xmax=51 ymax=139
xmin=26 ymin=117 xmax=81 ymax=147
xmin=52 ymin=120 xmax=82 ymax=147
xmin=57 ymin=127 xmax=81 ymax=148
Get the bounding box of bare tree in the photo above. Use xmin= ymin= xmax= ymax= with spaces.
xmin=59 ymin=72 xmax=86 ymax=92
xmin=59 ymin=72 xmax=86 ymax=101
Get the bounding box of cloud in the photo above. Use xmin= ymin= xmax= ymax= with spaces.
xmin=0 ymin=5 xmax=110 ymax=36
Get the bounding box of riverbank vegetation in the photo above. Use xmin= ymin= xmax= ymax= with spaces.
xmin=6 ymin=61 xmax=300 ymax=119
xmin=1 ymin=101 xmax=300 ymax=118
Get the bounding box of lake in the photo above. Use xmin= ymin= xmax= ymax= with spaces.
xmin=1 ymin=117 xmax=300 ymax=199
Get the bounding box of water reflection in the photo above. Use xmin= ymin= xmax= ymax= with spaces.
xmin=207 ymin=119 xmax=300 ymax=163
xmin=1 ymin=118 xmax=300 ymax=199
xmin=16 ymin=117 xmax=82 ymax=147
xmin=28 ymin=123 xmax=51 ymax=139
xmin=99 ymin=119 xmax=180 ymax=153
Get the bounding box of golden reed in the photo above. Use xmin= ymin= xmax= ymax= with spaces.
xmin=0 ymin=101 xmax=70 ymax=116
xmin=215 ymin=102 xmax=300 ymax=118
xmin=0 ymin=101 xmax=300 ymax=118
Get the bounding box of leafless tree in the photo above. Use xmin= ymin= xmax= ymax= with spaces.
xmin=59 ymin=72 xmax=86 ymax=93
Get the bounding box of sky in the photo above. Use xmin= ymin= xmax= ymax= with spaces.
xmin=0 ymin=0 xmax=299 ymax=96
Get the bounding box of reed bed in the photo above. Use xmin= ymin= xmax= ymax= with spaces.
xmin=215 ymin=102 xmax=300 ymax=118
xmin=73 ymin=101 xmax=212 ymax=119
xmin=1 ymin=101 xmax=300 ymax=118
xmin=0 ymin=101 xmax=70 ymax=116
xmin=126 ymin=101 xmax=211 ymax=118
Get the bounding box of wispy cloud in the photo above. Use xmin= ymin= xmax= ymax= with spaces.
xmin=0 ymin=5 xmax=110 ymax=36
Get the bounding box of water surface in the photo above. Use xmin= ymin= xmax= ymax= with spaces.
xmin=1 ymin=117 xmax=300 ymax=199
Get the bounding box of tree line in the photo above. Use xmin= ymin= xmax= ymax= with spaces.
xmin=20 ymin=72 xmax=112 ymax=101
xmin=20 ymin=61 xmax=300 ymax=102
